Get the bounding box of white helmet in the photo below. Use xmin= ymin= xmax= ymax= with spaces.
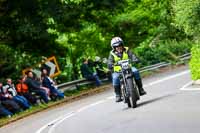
xmin=111 ymin=37 xmax=123 ymax=49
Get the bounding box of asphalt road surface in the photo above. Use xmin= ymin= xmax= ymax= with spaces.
xmin=1 ymin=65 xmax=200 ymax=133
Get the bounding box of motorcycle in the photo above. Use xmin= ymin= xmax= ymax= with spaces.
xmin=118 ymin=59 xmax=140 ymax=108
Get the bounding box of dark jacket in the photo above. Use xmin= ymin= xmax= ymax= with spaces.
xmin=42 ymin=76 xmax=53 ymax=89
xmin=0 ymin=87 xmax=7 ymax=101
xmin=80 ymin=63 xmax=93 ymax=78
xmin=25 ymin=77 xmax=41 ymax=91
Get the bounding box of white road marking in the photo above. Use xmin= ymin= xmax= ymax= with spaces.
xmin=35 ymin=112 xmax=74 ymax=133
xmin=76 ymin=105 xmax=94 ymax=113
xmin=76 ymin=100 xmax=105 ymax=113
xmin=180 ymin=81 xmax=193 ymax=90
xmin=180 ymin=81 xmax=200 ymax=91
xmin=48 ymin=100 xmax=106 ymax=133
xmin=181 ymin=88 xmax=200 ymax=91
xmin=106 ymin=96 xmax=115 ymax=100
xmin=36 ymin=69 xmax=190 ymax=133
xmin=144 ymin=70 xmax=190 ymax=87
xmin=48 ymin=113 xmax=75 ymax=133
xmin=89 ymin=100 xmax=106 ymax=106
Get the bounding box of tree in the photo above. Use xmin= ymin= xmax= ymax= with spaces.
xmin=172 ymin=0 xmax=200 ymax=39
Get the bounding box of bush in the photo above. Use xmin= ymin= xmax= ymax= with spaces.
xmin=134 ymin=39 xmax=192 ymax=67
xmin=0 ymin=44 xmax=46 ymax=82
xmin=189 ymin=44 xmax=200 ymax=80
xmin=0 ymin=44 xmax=17 ymax=81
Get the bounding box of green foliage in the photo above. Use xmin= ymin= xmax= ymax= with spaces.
xmin=0 ymin=44 xmax=16 ymax=82
xmin=112 ymin=0 xmax=172 ymax=46
xmin=56 ymin=22 xmax=107 ymax=80
xmin=172 ymin=0 xmax=200 ymax=80
xmin=189 ymin=45 xmax=200 ymax=80
xmin=0 ymin=0 xmax=196 ymax=82
xmin=134 ymin=39 xmax=192 ymax=67
xmin=0 ymin=43 xmax=48 ymax=82
xmin=173 ymin=0 xmax=200 ymax=37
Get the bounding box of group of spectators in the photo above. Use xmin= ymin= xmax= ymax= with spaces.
xmin=80 ymin=56 xmax=112 ymax=86
xmin=0 ymin=68 xmax=64 ymax=118
xmin=0 ymin=56 xmax=110 ymax=118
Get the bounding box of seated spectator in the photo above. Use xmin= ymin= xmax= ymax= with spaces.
xmin=25 ymin=71 xmax=49 ymax=103
xmin=0 ymin=82 xmax=21 ymax=114
xmin=41 ymin=68 xmax=64 ymax=100
xmin=94 ymin=56 xmax=110 ymax=79
xmin=16 ymin=75 xmax=37 ymax=105
xmin=0 ymin=102 xmax=12 ymax=118
xmin=80 ymin=58 xmax=102 ymax=86
xmin=102 ymin=57 xmax=112 ymax=81
xmin=4 ymin=78 xmax=30 ymax=110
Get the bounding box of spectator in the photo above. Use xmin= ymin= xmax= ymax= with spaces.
xmin=94 ymin=56 xmax=112 ymax=81
xmin=94 ymin=56 xmax=107 ymax=79
xmin=4 ymin=78 xmax=30 ymax=110
xmin=16 ymin=75 xmax=37 ymax=105
xmin=41 ymin=68 xmax=64 ymax=100
xmin=80 ymin=58 xmax=102 ymax=86
xmin=0 ymin=82 xmax=21 ymax=114
xmin=102 ymin=58 xmax=112 ymax=82
xmin=0 ymin=102 xmax=12 ymax=118
xmin=25 ymin=71 xmax=49 ymax=103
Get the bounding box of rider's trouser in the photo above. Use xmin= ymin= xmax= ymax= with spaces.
xmin=112 ymin=67 xmax=144 ymax=95
xmin=114 ymin=85 xmax=121 ymax=97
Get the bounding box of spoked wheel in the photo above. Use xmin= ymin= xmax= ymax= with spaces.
xmin=129 ymin=93 xmax=137 ymax=108
xmin=126 ymin=97 xmax=132 ymax=108
xmin=121 ymin=84 xmax=127 ymax=103
xmin=126 ymin=78 xmax=138 ymax=108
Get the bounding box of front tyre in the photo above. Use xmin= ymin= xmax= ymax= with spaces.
xmin=127 ymin=78 xmax=137 ymax=108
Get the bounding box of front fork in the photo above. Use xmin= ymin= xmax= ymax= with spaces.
xmin=120 ymin=73 xmax=132 ymax=99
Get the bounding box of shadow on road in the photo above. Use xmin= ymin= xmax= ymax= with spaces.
xmin=137 ymin=92 xmax=178 ymax=108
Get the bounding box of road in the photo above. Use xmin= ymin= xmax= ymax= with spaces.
xmin=1 ymin=65 xmax=200 ymax=133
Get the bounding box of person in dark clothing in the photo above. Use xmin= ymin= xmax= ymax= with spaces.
xmin=41 ymin=68 xmax=64 ymax=100
xmin=94 ymin=56 xmax=107 ymax=79
xmin=0 ymin=100 xmax=21 ymax=114
xmin=0 ymin=82 xmax=21 ymax=114
xmin=94 ymin=56 xmax=112 ymax=81
xmin=80 ymin=58 xmax=102 ymax=86
xmin=25 ymin=71 xmax=49 ymax=103
xmin=0 ymin=102 xmax=12 ymax=117
xmin=4 ymin=78 xmax=30 ymax=110
xmin=16 ymin=75 xmax=37 ymax=105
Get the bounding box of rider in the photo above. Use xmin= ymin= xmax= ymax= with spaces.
xmin=108 ymin=37 xmax=147 ymax=102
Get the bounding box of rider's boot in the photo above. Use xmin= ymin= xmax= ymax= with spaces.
xmin=114 ymin=85 xmax=122 ymax=102
xmin=135 ymin=78 xmax=147 ymax=96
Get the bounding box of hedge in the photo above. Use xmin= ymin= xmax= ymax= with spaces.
xmin=189 ymin=44 xmax=200 ymax=80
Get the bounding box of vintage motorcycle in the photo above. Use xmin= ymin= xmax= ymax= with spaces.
xmin=118 ymin=59 xmax=140 ymax=108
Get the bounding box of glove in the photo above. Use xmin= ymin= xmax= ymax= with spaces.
xmin=131 ymin=58 xmax=140 ymax=64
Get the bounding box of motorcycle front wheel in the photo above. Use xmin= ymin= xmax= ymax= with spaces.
xmin=126 ymin=78 xmax=137 ymax=108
